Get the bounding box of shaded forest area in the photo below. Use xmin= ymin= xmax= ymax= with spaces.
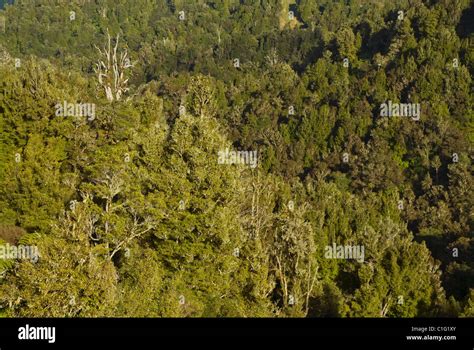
xmin=0 ymin=0 xmax=472 ymax=317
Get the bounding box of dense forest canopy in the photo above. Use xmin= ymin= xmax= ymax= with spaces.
xmin=0 ymin=0 xmax=472 ymax=317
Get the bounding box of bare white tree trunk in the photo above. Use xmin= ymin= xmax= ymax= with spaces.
xmin=94 ymin=29 xmax=133 ymax=102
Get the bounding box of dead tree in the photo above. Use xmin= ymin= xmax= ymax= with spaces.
xmin=94 ymin=30 xmax=133 ymax=102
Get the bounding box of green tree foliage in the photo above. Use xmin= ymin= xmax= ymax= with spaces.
xmin=0 ymin=0 xmax=472 ymax=317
